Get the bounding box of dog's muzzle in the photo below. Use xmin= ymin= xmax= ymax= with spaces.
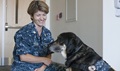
xmin=49 ymin=44 xmax=64 ymax=53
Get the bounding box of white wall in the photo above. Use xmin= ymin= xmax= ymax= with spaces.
xmin=45 ymin=0 xmax=50 ymax=29
xmin=103 ymin=0 xmax=120 ymax=70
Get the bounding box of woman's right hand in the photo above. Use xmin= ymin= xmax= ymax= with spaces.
xmin=34 ymin=65 xmax=46 ymax=71
xmin=43 ymin=58 xmax=52 ymax=66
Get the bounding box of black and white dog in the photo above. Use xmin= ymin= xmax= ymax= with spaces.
xmin=49 ymin=32 xmax=115 ymax=71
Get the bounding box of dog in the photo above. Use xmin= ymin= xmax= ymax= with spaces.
xmin=49 ymin=32 xmax=115 ymax=71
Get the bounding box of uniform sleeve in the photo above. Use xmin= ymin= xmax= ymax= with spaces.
xmin=14 ymin=32 xmax=31 ymax=55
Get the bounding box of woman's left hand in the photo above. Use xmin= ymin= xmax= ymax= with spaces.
xmin=34 ymin=65 xmax=47 ymax=71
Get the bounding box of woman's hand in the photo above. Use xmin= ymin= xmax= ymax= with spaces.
xmin=43 ymin=58 xmax=52 ymax=66
xmin=34 ymin=65 xmax=47 ymax=71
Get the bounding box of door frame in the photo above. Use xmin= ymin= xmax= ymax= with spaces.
xmin=1 ymin=0 xmax=6 ymax=66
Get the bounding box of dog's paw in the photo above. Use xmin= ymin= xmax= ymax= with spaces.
xmin=88 ymin=65 xmax=96 ymax=71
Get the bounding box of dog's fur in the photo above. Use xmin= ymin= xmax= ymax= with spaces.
xmin=49 ymin=32 xmax=115 ymax=71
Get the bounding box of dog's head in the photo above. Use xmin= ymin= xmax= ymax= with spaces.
xmin=49 ymin=32 xmax=84 ymax=58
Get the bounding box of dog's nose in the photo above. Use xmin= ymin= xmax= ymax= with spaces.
xmin=49 ymin=44 xmax=62 ymax=53
xmin=54 ymin=47 xmax=62 ymax=52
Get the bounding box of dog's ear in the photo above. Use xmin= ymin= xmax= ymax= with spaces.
xmin=66 ymin=36 xmax=86 ymax=59
xmin=72 ymin=35 xmax=83 ymax=47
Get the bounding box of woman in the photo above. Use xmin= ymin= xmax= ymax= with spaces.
xmin=11 ymin=1 xmax=65 ymax=71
